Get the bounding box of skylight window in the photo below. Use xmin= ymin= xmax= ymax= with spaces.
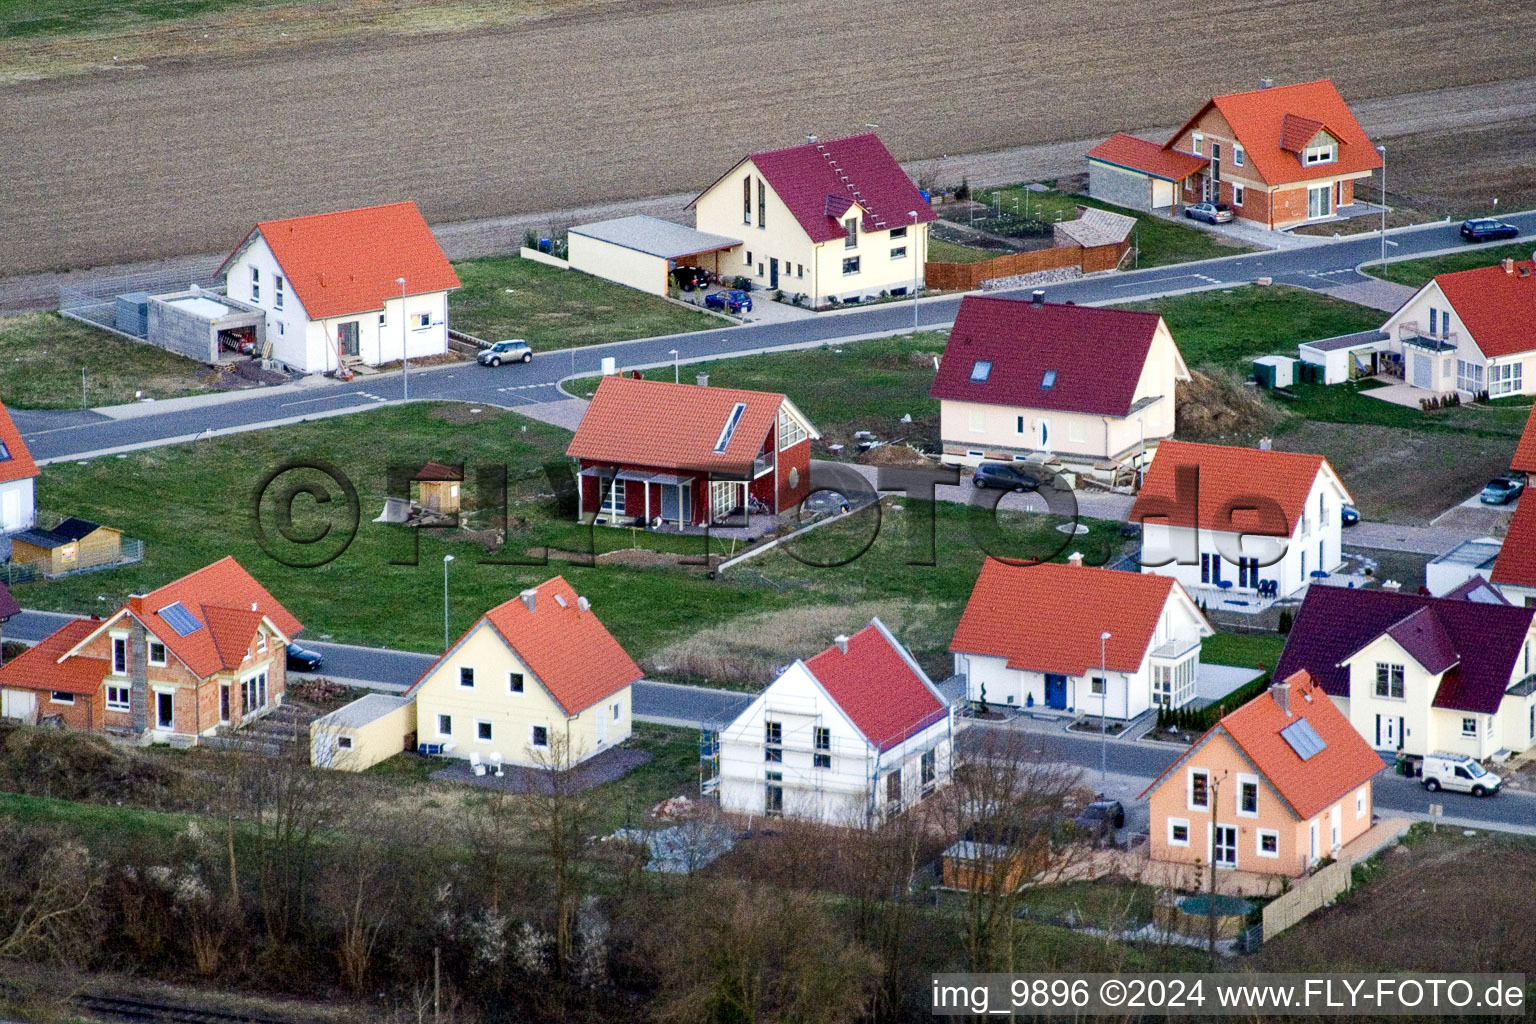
xmin=0 ymin=440 xmax=10 ymax=461
xmin=970 ymin=361 xmax=993 ymax=383
xmin=159 ymin=601 xmax=205 ymax=637
xmin=1279 ymin=718 xmax=1327 ymax=761
xmin=1041 ymin=369 xmax=1058 ymax=390
xmin=714 ymin=403 xmax=748 ymax=453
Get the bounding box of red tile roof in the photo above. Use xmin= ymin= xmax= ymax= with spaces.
xmin=568 ymin=376 xmax=815 ymax=474
xmin=0 ymin=619 xmax=108 ymax=695
xmin=716 ymin=133 xmax=937 ymax=244
xmin=0 ymin=582 xmax=18 ymax=621
xmin=414 ymin=462 xmax=464 ymax=482
xmin=1513 ymin=405 xmax=1536 ymax=473
xmin=220 ymin=201 xmax=460 ymax=320
xmin=1491 ymin=498 xmax=1536 ymax=588
xmin=931 ymin=296 xmax=1174 ymax=417
xmin=0 ymin=398 xmax=39 ymax=486
xmin=1130 ymin=440 xmax=1341 ymax=537
xmin=118 ymin=557 xmax=303 ymax=678
xmin=804 ymin=619 xmax=947 ymax=752
xmin=411 ymin=577 xmax=640 ymax=715
xmin=1432 ymin=260 xmax=1536 ymax=360
xmin=1085 ymin=133 xmax=1206 ymax=182
xmin=1170 ymin=80 xmax=1381 ymax=187
xmin=951 ymin=559 xmax=1200 ymax=676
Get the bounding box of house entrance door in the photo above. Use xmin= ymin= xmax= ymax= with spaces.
xmin=1375 ymin=714 xmax=1402 ymax=750
xmin=769 ymin=258 xmax=779 ymax=290
xmin=1307 ymin=185 xmax=1331 ymax=219
xmin=155 ymin=691 xmax=174 ymax=730
xmin=1044 ymin=674 xmax=1068 ymax=710
xmin=337 ymin=321 xmax=360 ymax=357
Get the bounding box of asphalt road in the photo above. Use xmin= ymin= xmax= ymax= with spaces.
xmin=18 ymin=214 xmax=1536 ymax=464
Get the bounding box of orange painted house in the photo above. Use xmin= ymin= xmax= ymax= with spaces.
xmin=1140 ymin=670 xmax=1383 ymax=877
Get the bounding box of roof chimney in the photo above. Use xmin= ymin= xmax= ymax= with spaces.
xmin=1067 ymin=551 xmax=1084 ymax=566
xmin=1272 ymin=679 xmax=1291 ymax=716
xmin=1030 ymin=290 xmax=1045 ymax=307
xmin=519 ymin=588 xmax=537 ymax=614
xmin=834 ymin=634 xmax=849 ymax=654
xmin=697 ymin=372 xmax=709 ymax=387
xmin=1260 ymin=77 xmax=1274 ymax=89
xmin=1503 ymin=258 xmax=1516 ymax=274
xmin=806 ymin=134 xmax=818 ymax=145
xmin=251 ymin=601 xmax=258 ymax=611
xmin=577 ymin=595 xmax=590 ymax=613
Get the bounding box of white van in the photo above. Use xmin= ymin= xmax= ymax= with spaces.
xmin=1421 ymin=752 xmax=1502 ymax=797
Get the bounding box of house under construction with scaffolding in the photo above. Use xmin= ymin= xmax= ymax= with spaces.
xmin=712 ymin=617 xmax=955 ymax=826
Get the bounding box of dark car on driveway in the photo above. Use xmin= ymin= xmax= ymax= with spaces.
xmin=286 ymin=642 xmax=323 ymax=673
xmin=1184 ymin=201 xmax=1234 ymax=224
xmin=1340 ymin=503 xmax=1360 ymax=526
xmin=705 ymin=289 xmax=753 ymax=314
xmin=1460 ymin=218 xmax=1519 ymax=243
xmin=1073 ymin=800 xmax=1126 ymax=843
xmin=1480 ymin=473 xmax=1526 ymax=505
xmin=972 ymin=462 xmax=1044 ymax=491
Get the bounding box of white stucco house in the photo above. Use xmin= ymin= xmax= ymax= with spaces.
xmin=1131 ymin=440 xmax=1353 ymax=604
xmin=1380 ymin=258 xmax=1536 ymax=397
xmin=717 ymin=618 xmax=954 ymax=826
xmin=218 ymin=201 xmax=461 ymax=375
xmin=951 ymin=557 xmax=1212 ymax=719
xmin=0 ymin=400 xmax=38 ymax=561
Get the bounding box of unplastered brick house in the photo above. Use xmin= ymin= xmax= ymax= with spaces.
xmin=0 ymin=557 xmax=300 ymax=741
xmin=1275 ymin=586 xmax=1536 ymax=759
xmin=1131 ymin=440 xmax=1353 ymax=602
xmin=691 ymin=133 xmax=936 ymax=307
xmin=219 ymin=201 xmax=461 ymax=375
xmin=0 ymin=398 xmax=39 ymax=561
xmin=1141 ymin=670 xmax=1383 ymax=877
xmin=718 ymin=618 xmax=954 ymax=826
xmin=951 ymin=558 xmax=1212 ymax=719
xmin=566 ymin=376 xmax=818 ymax=528
xmin=930 ymin=294 xmax=1190 ymax=478
xmin=1379 ymin=258 xmax=1536 ymax=398
xmin=1087 ymin=80 xmax=1381 ymax=229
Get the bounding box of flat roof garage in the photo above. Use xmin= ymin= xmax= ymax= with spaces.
xmin=568 ymin=215 xmax=740 ymax=297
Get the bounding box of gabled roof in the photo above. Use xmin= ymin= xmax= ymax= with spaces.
xmin=951 ymin=559 xmax=1207 ymax=677
xmin=0 ymin=619 xmax=108 ymax=695
xmin=409 ymin=577 xmax=641 ymax=715
xmin=567 ymin=376 xmax=818 ymax=474
xmin=1085 ymin=133 xmax=1206 ymax=182
xmin=1431 ymin=260 xmax=1536 ymax=360
xmin=1513 ymin=405 xmax=1536 ymax=473
xmin=1169 ymin=80 xmax=1381 ymax=187
xmin=1142 ymin=671 xmax=1381 ymax=821
xmin=0 ymin=582 xmax=19 ymax=621
xmin=698 ymin=133 xmax=936 ymax=244
xmin=219 ymin=201 xmax=460 ymax=320
xmin=1130 ymin=440 xmax=1346 ymax=537
xmin=1442 ymin=574 xmax=1510 ymax=605
xmin=930 ymin=296 xmax=1180 ymax=417
xmin=109 ymin=557 xmax=302 ymax=678
xmin=414 ymin=462 xmax=464 ymax=482
xmin=802 ymin=618 xmax=947 ymax=752
xmin=0 ymin=398 xmax=39 ymax=486
xmin=1491 ymin=498 xmax=1536 ymax=589
xmin=1383 ymin=606 xmax=1459 ymax=675
xmin=1275 ymin=586 xmax=1533 ymax=716
xmin=11 ymin=518 xmax=109 ymax=551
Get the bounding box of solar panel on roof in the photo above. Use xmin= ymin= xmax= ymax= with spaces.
xmin=1280 ymin=718 xmax=1327 ymax=761
xmin=159 ymin=601 xmax=204 ymax=637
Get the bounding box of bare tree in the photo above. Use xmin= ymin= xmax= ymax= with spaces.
xmin=0 ymin=822 xmax=101 ymax=964
xmin=324 ymin=832 xmax=406 ymax=992
xmin=524 ymin=731 xmax=595 ymax=978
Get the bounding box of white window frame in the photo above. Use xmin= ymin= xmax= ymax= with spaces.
xmin=1188 ymin=768 xmax=1210 ymax=811
xmin=1303 ymin=143 xmax=1337 ymax=165
xmin=1191 ymin=134 xmax=1204 ymax=156
xmin=106 ymin=684 xmax=131 ymax=712
xmin=1232 ymin=184 xmax=1245 ymax=207
xmin=337 ymin=735 xmax=354 ymax=750
xmin=437 ymin=714 xmax=452 ymax=738
xmin=413 ymin=312 xmax=431 ymax=330
xmin=600 ymin=478 xmax=626 ymax=515
xmin=257 ymin=632 xmax=268 ymax=654
xmin=1168 ymin=817 xmax=1191 ymax=847
xmin=50 ymin=691 xmax=76 ymax=705
xmin=530 ymin=724 xmax=550 ymax=748
xmin=1256 ymin=828 xmax=1280 ymax=858
xmin=476 ymin=720 xmax=493 ymax=742
xmin=274 ymin=275 xmax=284 ymax=310
xmin=1355 ymin=788 xmax=1367 ymax=819
xmin=890 ymin=246 xmax=907 ymax=260
xmin=1236 ymin=773 xmax=1260 ymax=818
xmin=612 ymin=702 xmax=621 ymax=721
xmin=459 ymin=667 xmax=475 ymax=689
xmin=250 ymin=266 xmax=260 ymax=301
xmin=778 ymin=407 xmax=808 ymax=451
xmin=842 ymin=256 xmax=861 ymax=276
xmin=1233 ymin=145 xmax=1245 ymax=167
xmin=111 ymin=632 xmax=129 ymax=676
xmin=1090 ymin=677 xmax=1106 ymax=696
xmin=509 ymin=671 xmax=525 ymax=695
xmin=1461 ymin=717 xmax=1477 ymax=737
xmin=147 ymin=640 xmax=168 ymax=667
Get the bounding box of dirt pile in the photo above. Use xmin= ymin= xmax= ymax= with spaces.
xmin=0 ymin=723 xmax=184 ymax=806
xmin=1175 ymin=370 xmax=1284 ymax=441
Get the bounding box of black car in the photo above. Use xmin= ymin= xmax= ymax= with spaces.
xmin=1460 ymin=218 xmax=1519 ymax=243
xmin=972 ymin=462 xmax=1044 ymax=491
xmin=1073 ymin=800 xmax=1126 ymax=842
xmin=1340 ymin=503 xmax=1360 ymax=526
xmin=286 ymin=642 xmax=323 ymax=673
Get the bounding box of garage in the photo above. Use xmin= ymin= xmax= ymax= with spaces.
xmin=568 ymin=215 xmax=740 ymax=297
xmin=1298 ymin=330 xmax=1391 ymax=385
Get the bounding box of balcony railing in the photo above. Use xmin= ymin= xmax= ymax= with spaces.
xmin=752 ymin=453 xmax=774 ymax=478
xmin=1397 ymin=322 xmax=1457 ymax=352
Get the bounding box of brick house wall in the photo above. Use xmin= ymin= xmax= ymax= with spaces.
xmin=37 ymin=689 xmax=103 ymax=730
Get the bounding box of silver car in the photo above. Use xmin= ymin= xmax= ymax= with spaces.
xmin=478 ymin=339 xmax=533 ymax=366
xmin=1185 ymin=201 xmax=1234 ymax=224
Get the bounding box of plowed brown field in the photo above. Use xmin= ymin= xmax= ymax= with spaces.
xmin=2 ymin=0 xmax=1534 ymax=276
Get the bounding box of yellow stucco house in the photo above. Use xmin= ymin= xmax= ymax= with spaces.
xmin=691 ymin=132 xmax=935 ymax=308
xmin=410 ymin=577 xmax=642 ymax=768
xmin=931 ymin=294 xmax=1189 ymax=477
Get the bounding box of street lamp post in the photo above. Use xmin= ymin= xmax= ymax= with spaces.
xmin=442 ymin=554 xmax=455 ymax=651
xmin=1375 ymin=145 xmax=1387 ymax=267
xmin=397 ymin=277 xmax=409 ymax=400
xmin=669 ymin=348 xmax=679 ymax=384
xmin=1099 ymin=631 xmax=1112 ymax=788
xmin=909 ymin=210 xmax=920 ymax=333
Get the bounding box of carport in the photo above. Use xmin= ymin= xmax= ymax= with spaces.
xmin=1298 ymin=330 xmax=1390 ymax=385
xmin=568 ymin=215 xmax=740 ymax=297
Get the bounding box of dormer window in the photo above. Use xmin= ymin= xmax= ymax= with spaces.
xmin=970 ymin=360 xmax=992 ymax=383
xmin=844 ymin=217 xmax=858 ymax=249
xmin=1304 ymin=143 xmax=1336 ymax=165
xmin=1041 ymin=369 xmax=1057 ymax=390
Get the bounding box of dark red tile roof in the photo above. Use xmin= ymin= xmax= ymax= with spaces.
xmin=1491 ymin=498 xmax=1536 ymax=589
xmin=1384 ymin=606 xmax=1459 ymax=675
xmin=0 ymin=582 xmax=18 ymax=621
xmin=0 ymin=398 xmax=39 ymax=486
xmin=1513 ymin=405 xmax=1536 ymax=473
xmin=1433 ymin=259 xmax=1536 ymax=360
xmin=1275 ymin=586 xmax=1533 ymax=716
xmin=0 ymin=619 xmax=108 ymax=695
xmin=930 ymin=296 xmax=1171 ymax=417
xmin=1085 ymin=133 xmax=1206 ymax=182
xmin=1130 ymin=440 xmax=1341 ymax=537
xmin=1441 ymin=575 xmax=1510 ymax=605
xmin=804 ymin=619 xmax=947 ymax=752
xmin=735 ymin=133 xmax=936 ymax=244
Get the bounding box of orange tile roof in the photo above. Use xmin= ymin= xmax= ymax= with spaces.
xmin=1490 ymin=498 xmax=1536 ymax=588
xmin=1433 ymin=260 xmax=1536 ymax=361
xmin=1086 ymin=133 xmax=1206 ymax=182
xmin=220 ymin=201 xmax=460 ymax=320
xmin=951 ymin=559 xmax=1195 ymax=676
xmin=0 ymin=619 xmax=108 ymax=695
xmin=0 ymin=398 xmax=39 ymax=486
xmin=1514 ymin=405 xmax=1536 ymax=474
xmin=410 ymin=577 xmax=641 ymax=715
xmin=1170 ymin=80 xmax=1381 ymax=187
xmin=118 ymin=557 xmax=302 ymax=678
xmin=1130 ymin=440 xmax=1341 ymax=537
xmin=568 ymin=376 xmax=815 ymax=474
xmin=1140 ymin=670 xmax=1383 ymax=821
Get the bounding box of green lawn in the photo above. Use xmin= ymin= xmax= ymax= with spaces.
xmin=449 ymin=256 xmax=722 ymax=350
xmin=0 ymin=0 xmax=264 ymax=37
xmin=1363 ymin=242 xmax=1533 ymax=288
xmin=0 ymin=312 xmax=218 ymax=409
xmin=927 ymin=237 xmax=1003 ymax=264
xmin=1200 ymin=632 xmax=1285 ymax=673
xmin=1016 ymin=881 xmax=1158 ymax=929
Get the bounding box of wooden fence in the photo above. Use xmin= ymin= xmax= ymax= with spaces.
xmin=925 ymin=241 xmax=1129 ymax=291
xmin=1261 ymin=857 xmax=1352 ymax=941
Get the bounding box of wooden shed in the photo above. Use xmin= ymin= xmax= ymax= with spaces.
xmin=8 ymin=518 xmax=122 ymax=576
xmin=414 ymin=462 xmax=464 ymax=515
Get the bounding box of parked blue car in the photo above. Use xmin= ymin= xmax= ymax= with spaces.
xmin=1480 ymin=474 xmax=1526 ymax=505
xmin=1340 ymin=503 xmax=1360 ymax=526
xmin=706 ymin=289 xmax=753 ymax=314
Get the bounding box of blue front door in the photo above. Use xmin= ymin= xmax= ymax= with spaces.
xmin=1045 ymin=674 xmax=1068 ymax=710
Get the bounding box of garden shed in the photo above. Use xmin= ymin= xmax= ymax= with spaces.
xmin=310 ymin=693 xmax=417 ymax=771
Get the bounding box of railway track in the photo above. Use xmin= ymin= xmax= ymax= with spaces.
xmin=74 ymin=992 xmax=302 ymax=1024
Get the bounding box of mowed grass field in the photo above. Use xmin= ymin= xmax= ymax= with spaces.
xmin=4 ymin=0 xmax=1536 ymax=275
